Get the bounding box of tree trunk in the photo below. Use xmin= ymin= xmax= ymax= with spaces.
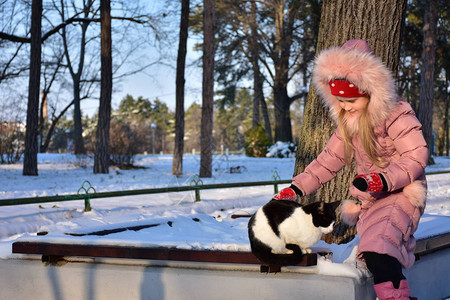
xmin=38 ymin=90 xmax=48 ymax=152
xmin=172 ymin=0 xmax=190 ymax=176
xmin=418 ymin=0 xmax=438 ymax=165
xmin=61 ymin=7 xmax=91 ymax=155
xmin=248 ymin=1 xmax=272 ymax=143
xmin=251 ymin=62 xmax=261 ymax=128
xmin=260 ymin=98 xmax=273 ymax=144
xmin=273 ymin=86 xmax=293 ymax=142
xmin=446 ymin=77 xmax=450 ymax=156
xmin=72 ymin=81 xmax=85 ymax=154
xmin=272 ymin=0 xmax=296 ymax=142
xmin=294 ymin=0 xmax=407 ymax=244
xmin=249 ymin=2 xmax=260 ymax=129
xmin=23 ymin=0 xmax=42 ymax=176
xmin=199 ymin=0 xmax=215 ymax=178
xmin=94 ymin=0 xmax=112 ymax=174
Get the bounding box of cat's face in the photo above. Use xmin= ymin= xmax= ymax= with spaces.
xmin=303 ymin=201 xmax=340 ymax=231
xmin=320 ymin=221 xmax=335 ymax=234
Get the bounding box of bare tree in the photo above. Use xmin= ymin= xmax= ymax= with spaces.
xmin=38 ymin=51 xmax=64 ymax=152
xmin=23 ymin=0 xmax=42 ymax=176
xmin=94 ymin=0 xmax=112 ymax=174
xmin=248 ymin=1 xmax=272 ymax=143
xmin=418 ymin=0 xmax=438 ymax=164
xmin=0 ymin=42 xmax=28 ymax=83
xmin=172 ymin=0 xmax=190 ymax=176
xmin=2 ymin=0 xmax=165 ymax=162
xmin=294 ymin=0 xmax=407 ymax=243
xmin=199 ymin=0 xmax=215 ymax=178
xmin=58 ymin=0 xmax=98 ymax=155
xmin=270 ymin=0 xmax=299 ymax=142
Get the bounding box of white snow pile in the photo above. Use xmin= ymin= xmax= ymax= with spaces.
xmin=266 ymin=141 xmax=297 ymax=158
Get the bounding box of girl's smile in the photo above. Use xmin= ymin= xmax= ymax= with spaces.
xmin=336 ymin=96 xmax=369 ymax=116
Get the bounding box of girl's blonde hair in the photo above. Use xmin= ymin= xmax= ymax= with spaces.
xmin=337 ymin=106 xmax=388 ymax=168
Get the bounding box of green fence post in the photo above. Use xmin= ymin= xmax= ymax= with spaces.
xmin=272 ymin=171 xmax=281 ymax=194
xmin=190 ymin=175 xmax=203 ymax=202
xmin=77 ymin=181 xmax=96 ymax=212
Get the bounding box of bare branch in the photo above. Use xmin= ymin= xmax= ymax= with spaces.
xmin=0 ymin=14 xmax=152 ymax=44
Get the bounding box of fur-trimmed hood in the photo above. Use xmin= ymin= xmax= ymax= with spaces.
xmin=312 ymin=39 xmax=398 ymax=127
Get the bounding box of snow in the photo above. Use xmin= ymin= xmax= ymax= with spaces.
xmin=1 ymin=153 xmax=449 ymax=280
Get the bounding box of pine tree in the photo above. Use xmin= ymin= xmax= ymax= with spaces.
xmin=94 ymin=0 xmax=113 ymax=174
xmin=23 ymin=0 xmax=42 ymax=176
xmin=200 ymin=0 xmax=215 ymax=178
xmin=173 ymin=0 xmax=190 ymax=175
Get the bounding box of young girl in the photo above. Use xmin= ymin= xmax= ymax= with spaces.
xmin=274 ymin=39 xmax=428 ymax=300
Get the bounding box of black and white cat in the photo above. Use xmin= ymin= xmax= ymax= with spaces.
xmin=248 ymin=199 xmax=340 ymax=266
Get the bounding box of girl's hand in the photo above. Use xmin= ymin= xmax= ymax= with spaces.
xmin=273 ymin=185 xmax=303 ymax=200
xmin=353 ymin=173 xmax=387 ymax=192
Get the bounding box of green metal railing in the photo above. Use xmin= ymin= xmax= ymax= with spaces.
xmin=0 ymin=172 xmax=290 ymax=212
xmin=1 ymin=169 xmax=448 ymax=212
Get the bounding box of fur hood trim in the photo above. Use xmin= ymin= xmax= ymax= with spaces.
xmin=312 ymin=39 xmax=398 ymax=127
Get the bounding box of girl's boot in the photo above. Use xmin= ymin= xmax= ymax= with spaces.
xmin=373 ymin=279 xmax=411 ymax=300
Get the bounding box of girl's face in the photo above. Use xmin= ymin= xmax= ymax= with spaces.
xmin=336 ymin=96 xmax=369 ymax=116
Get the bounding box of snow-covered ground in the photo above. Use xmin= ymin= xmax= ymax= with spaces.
xmin=0 ymin=153 xmax=449 ymax=279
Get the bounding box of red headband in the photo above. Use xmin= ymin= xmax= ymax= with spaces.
xmin=329 ymin=80 xmax=368 ymax=97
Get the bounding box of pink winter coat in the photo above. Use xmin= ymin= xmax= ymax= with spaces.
xmin=291 ymin=40 xmax=428 ymax=269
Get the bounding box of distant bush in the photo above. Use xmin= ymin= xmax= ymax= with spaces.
xmin=266 ymin=141 xmax=297 ymax=158
xmin=0 ymin=121 xmax=24 ymax=164
xmin=109 ymin=120 xmax=136 ymax=168
xmin=244 ymin=125 xmax=271 ymax=157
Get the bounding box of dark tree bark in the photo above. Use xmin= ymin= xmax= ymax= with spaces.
xmin=260 ymin=98 xmax=273 ymax=144
xmin=248 ymin=1 xmax=272 ymax=144
xmin=94 ymin=0 xmax=113 ymax=174
xmin=172 ymin=0 xmax=190 ymax=176
xmin=294 ymin=0 xmax=407 ymax=244
xmin=250 ymin=57 xmax=262 ymax=128
xmin=199 ymin=0 xmax=215 ymax=178
xmin=249 ymin=2 xmax=260 ymax=129
xmin=272 ymin=1 xmax=297 ymax=142
xmin=72 ymin=81 xmax=85 ymax=154
xmin=23 ymin=0 xmax=42 ymax=176
xmin=446 ymin=75 xmax=450 ymax=156
xmin=418 ymin=0 xmax=438 ymax=164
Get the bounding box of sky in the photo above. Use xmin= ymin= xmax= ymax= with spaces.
xmin=82 ymin=1 xmax=202 ymax=115
xmin=116 ymin=38 xmax=203 ymax=111
xmin=0 ymin=151 xmax=449 ymax=279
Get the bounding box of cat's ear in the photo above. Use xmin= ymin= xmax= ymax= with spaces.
xmin=330 ymin=201 xmax=341 ymax=211
xmin=318 ymin=202 xmax=325 ymax=213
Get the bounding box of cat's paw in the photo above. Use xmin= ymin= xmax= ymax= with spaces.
xmin=271 ymin=249 xmax=294 ymax=255
xmin=302 ymin=248 xmax=312 ymax=254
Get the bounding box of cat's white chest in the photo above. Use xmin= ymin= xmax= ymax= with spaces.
xmin=279 ymin=209 xmax=322 ymax=249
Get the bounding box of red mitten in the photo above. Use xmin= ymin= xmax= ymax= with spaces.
xmin=353 ymin=173 xmax=387 ymax=192
xmin=273 ymin=185 xmax=303 ymax=200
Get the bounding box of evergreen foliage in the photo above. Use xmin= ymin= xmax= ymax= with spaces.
xmin=244 ymin=124 xmax=271 ymax=157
